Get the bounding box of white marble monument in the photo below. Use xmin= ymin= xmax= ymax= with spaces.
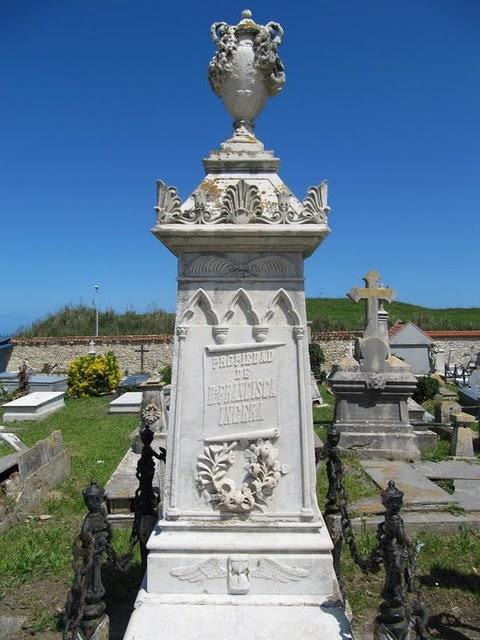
xmin=124 ymin=10 xmax=351 ymax=640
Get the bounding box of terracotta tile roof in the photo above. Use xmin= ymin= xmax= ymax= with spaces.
xmin=388 ymin=323 xmax=406 ymax=338
xmin=12 ymin=334 xmax=174 ymax=346
xmin=425 ymin=330 xmax=480 ymax=338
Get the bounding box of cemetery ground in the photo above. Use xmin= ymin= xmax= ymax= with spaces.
xmin=0 ymin=393 xmax=478 ymax=638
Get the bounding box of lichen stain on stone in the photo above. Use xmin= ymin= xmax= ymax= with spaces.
xmin=199 ymin=179 xmax=223 ymax=202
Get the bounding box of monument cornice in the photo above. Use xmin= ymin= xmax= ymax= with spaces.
xmin=151 ymin=223 xmax=329 ymax=257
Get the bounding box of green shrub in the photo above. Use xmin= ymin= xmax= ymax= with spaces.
xmin=67 ymin=351 xmax=122 ymax=398
xmin=309 ymin=343 xmax=326 ymax=381
xmin=160 ymin=363 xmax=172 ymax=385
xmin=413 ymin=375 xmax=440 ymax=404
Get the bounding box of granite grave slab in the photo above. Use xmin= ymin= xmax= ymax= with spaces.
xmin=357 ymin=459 xmax=458 ymax=511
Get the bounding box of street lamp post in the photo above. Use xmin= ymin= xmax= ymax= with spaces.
xmin=94 ymin=285 xmax=99 ymax=337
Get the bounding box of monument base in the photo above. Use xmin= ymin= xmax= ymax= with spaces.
xmin=123 ymin=521 xmax=352 ymax=639
xmin=124 ymin=593 xmax=352 ymax=640
xmin=328 ymin=359 xmax=422 ymax=461
xmin=338 ymin=429 xmax=421 ymax=461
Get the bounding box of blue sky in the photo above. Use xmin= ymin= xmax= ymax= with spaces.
xmin=1 ymin=0 xmax=479 ymax=333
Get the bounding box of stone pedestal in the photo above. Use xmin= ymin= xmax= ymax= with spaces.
xmin=328 ymin=356 xmax=421 ymax=460
xmin=327 ymin=272 xmax=432 ymax=461
xmin=450 ymin=413 xmax=476 ymax=458
xmin=124 ymin=227 xmax=351 ymax=637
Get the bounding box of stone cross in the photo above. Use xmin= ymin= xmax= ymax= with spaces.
xmin=347 ymin=270 xmax=395 ymax=339
xmin=135 ymin=344 xmax=150 ymax=373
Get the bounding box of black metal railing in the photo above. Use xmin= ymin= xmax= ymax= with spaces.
xmin=321 ymin=425 xmax=428 ymax=640
xmin=62 ymin=424 xmax=165 ymax=640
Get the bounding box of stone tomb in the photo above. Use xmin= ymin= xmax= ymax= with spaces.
xmin=0 ymin=372 xmax=67 ymax=393
xmin=108 ymin=392 xmax=142 ymax=414
xmin=328 ymin=271 xmax=432 ymax=460
xmin=2 ymin=391 xmax=65 ymax=422
xmin=124 ymin=10 xmax=350 ymax=640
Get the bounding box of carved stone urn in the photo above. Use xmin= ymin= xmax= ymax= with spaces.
xmin=208 ymin=9 xmax=285 ymax=137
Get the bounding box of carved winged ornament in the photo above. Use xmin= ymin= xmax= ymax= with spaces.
xmin=154 ymin=179 xmax=330 ymax=226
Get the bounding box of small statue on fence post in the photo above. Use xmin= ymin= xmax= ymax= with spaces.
xmin=63 ymin=481 xmax=112 ymax=640
xmin=374 ymin=480 xmax=411 ymax=640
xmin=133 ymin=425 xmax=166 ymax=571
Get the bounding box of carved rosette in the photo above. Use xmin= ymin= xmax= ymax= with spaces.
xmin=153 ymin=179 xmax=330 ymax=226
xmin=196 ymin=439 xmax=290 ymax=513
xmin=141 ymin=401 xmax=162 ymax=426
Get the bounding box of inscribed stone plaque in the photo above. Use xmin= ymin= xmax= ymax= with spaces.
xmin=203 ymin=341 xmax=284 ymax=442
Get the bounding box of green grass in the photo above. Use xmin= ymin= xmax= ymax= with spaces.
xmin=306 ymin=297 xmax=480 ymax=331
xmin=421 ymin=435 xmax=451 ymax=461
xmin=342 ymin=525 xmax=480 ymax=632
xmin=0 ymin=397 xmax=138 ymax=590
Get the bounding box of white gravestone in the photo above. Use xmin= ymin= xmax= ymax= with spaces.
xmin=108 ymin=392 xmax=142 ymax=414
xmin=2 ymin=391 xmax=65 ymax=422
xmin=123 ymin=10 xmax=351 ymax=640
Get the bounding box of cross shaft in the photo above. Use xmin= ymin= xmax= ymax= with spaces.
xmin=347 ymin=270 xmax=395 ymax=337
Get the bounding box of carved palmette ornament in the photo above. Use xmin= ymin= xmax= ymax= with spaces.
xmin=196 ymin=439 xmax=290 ymax=513
xmin=300 ymin=181 xmax=330 ymax=224
xmin=153 ymin=178 xmax=330 ymax=227
xmin=154 ymin=180 xmax=182 ymax=223
xmin=221 ymin=180 xmax=263 ymax=224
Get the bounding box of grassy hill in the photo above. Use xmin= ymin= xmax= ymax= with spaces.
xmin=307 ymin=298 xmax=480 ymax=331
xmin=17 ymin=304 xmax=175 ymax=337
xmin=15 ymin=300 xmax=480 ymax=337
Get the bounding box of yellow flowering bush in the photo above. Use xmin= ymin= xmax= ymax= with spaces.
xmin=67 ymin=351 xmax=122 ymax=398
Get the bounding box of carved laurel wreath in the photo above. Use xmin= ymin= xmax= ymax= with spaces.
xmin=196 ymin=438 xmax=289 ymax=513
xmin=154 ymin=179 xmax=329 ymax=226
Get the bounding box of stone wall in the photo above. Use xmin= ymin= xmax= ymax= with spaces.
xmin=430 ymin=336 xmax=480 ymax=365
xmin=312 ymin=332 xmax=359 ymax=370
xmin=7 ymin=332 xmax=480 ymax=375
xmin=8 ymin=336 xmax=174 ymax=374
